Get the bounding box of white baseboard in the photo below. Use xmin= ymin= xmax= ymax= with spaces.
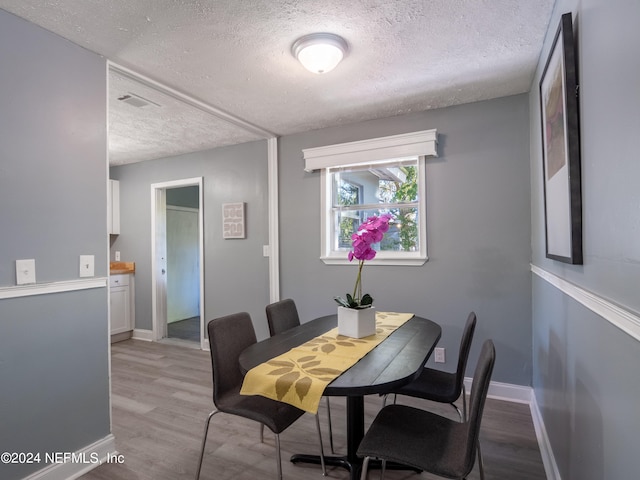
xmin=131 ymin=329 xmax=207 ymax=349
xmin=24 ymin=434 xmax=116 ymax=480
xmin=530 ymin=393 xmax=562 ymax=480
xmin=131 ymin=328 xmax=153 ymax=341
xmin=464 ymin=378 xmax=532 ymax=404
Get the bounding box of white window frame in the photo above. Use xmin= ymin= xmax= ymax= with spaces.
xmin=303 ymin=129 xmax=438 ymax=266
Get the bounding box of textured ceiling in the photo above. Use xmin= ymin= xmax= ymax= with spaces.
xmin=0 ymin=0 xmax=556 ymax=165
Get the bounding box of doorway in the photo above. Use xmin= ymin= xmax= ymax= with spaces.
xmin=166 ymin=187 xmax=200 ymax=342
xmin=151 ymin=178 xmax=205 ymax=349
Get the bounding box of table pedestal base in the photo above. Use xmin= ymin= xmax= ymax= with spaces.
xmin=291 ymin=453 xmax=421 ymax=480
xmin=291 ymin=453 xmax=354 ymax=476
xmin=291 ymin=396 xmax=420 ymax=480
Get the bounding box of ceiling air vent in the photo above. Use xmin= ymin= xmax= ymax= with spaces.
xmin=117 ymin=93 xmax=161 ymax=108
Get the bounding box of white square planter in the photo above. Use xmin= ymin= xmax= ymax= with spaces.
xmin=337 ymin=306 xmax=376 ymax=338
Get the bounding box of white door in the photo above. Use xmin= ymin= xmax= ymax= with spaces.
xmin=166 ymin=206 xmax=200 ymax=323
xmin=153 ymin=188 xmax=168 ymax=339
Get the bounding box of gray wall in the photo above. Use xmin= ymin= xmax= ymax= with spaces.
xmin=110 ymin=140 xmax=272 ymax=338
xmin=0 ymin=10 xmax=110 ymax=479
xmin=279 ymin=95 xmax=533 ymax=386
xmin=529 ymin=0 xmax=640 ymax=478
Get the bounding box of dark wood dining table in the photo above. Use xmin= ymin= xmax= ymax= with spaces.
xmin=238 ymin=313 xmax=442 ymax=479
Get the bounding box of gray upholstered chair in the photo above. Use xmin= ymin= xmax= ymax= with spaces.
xmin=384 ymin=312 xmax=477 ymax=422
xmin=266 ymin=298 xmax=301 ymax=336
xmin=266 ymin=299 xmax=335 ymax=453
xmin=195 ymin=312 xmax=326 ymax=480
xmin=358 ymin=339 xmax=496 ymax=480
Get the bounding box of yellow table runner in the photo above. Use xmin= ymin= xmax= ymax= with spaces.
xmin=240 ymin=312 xmax=414 ymax=414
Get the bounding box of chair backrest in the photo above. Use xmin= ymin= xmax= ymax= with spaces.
xmin=266 ymin=298 xmax=301 ymax=337
xmin=463 ymin=339 xmax=496 ymax=475
xmin=207 ymin=312 xmax=257 ymax=404
xmin=452 ymin=312 xmax=477 ymax=396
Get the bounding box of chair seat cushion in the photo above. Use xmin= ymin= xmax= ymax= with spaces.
xmin=217 ymin=390 xmax=305 ymax=434
xmin=357 ymin=404 xmax=471 ymax=478
xmin=394 ymin=367 xmax=459 ymax=403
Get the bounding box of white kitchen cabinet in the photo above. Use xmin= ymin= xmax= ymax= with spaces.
xmin=108 ymin=179 xmax=120 ymax=235
xmin=110 ymin=273 xmax=134 ymax=338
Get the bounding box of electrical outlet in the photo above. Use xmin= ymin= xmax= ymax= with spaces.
xmin=79 ymin=255 xmax=95 ymax=277
xmin=434 ymin=347 xmax=446 ymax=363
xmin=16 ymin=259 xmax=36 ymax=285
xmin=115 ymin=251 xmax=121 ymax=261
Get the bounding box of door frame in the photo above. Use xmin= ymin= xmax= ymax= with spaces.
xmin=151 ymin=177 xmax=205 ymax=349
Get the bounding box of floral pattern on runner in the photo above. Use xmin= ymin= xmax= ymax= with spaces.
xmin=240 ymin=312 xmax=414 ymax=413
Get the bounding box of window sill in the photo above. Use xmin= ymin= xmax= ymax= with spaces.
xmin=320 ymin=255 xmax=428 ymax=266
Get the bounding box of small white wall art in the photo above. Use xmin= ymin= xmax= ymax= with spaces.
xmin=222 ymin=202 xmax=245 ymax=239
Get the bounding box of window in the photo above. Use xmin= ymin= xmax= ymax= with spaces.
xmin=304 ymin=129 xmax=437 ymax=266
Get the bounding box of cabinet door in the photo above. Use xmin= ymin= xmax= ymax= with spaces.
xmin=110 ymin=286 xmax=130 ymax=334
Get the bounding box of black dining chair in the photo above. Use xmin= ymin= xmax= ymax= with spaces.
xmin=266 ymin=299 xmax=335 ymax=454
xmin=195 ymin=312 xmax=326 ymax=480
xmin=384 ymin=311 xmax=477 ymax=422
xmin=266 ymin=298 xmax=301 ymax=336
xmin=358 ymin=339 xmax=496 ymax=480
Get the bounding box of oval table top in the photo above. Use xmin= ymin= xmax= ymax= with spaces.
xmin=239 ymin=313 xmax=442 ymax=396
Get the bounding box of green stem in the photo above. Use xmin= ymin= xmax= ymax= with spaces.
xmin=352 ymin=260 xmax=365 ymax=304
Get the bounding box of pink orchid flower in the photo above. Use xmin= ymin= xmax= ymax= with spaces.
xmin=336 ymin=214 xmax=393 ymax=309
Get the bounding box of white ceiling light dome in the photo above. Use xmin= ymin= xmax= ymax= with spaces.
xmin=292 ymin=33 xmax=348 ymax=74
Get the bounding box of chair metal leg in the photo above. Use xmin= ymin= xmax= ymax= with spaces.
xmin=381 ymin=393 xmax=397 ymax=407
xmin=451 ymin=402 xmax=463 ymax=422
xmin=325 ymin=396 xmax=335 ymax=454
xmin=315 ymin=414 xmax=327 ymax=476
xmin=477 ymin=442 xmax=485 ymax=480
xmin=275 ymin=434 xmax=283 ymax=480
xmin=462 ymin=384 xmax=468 ymax=421
xmin=195 ymin=410 xmax=220 ymax=480
xmin=360 ymin=456 xmax=371 ymax=480
xmin=450 ymin=385 xmax=467 ymax=422
xmin=380 ymin=458 xmax=387 ymax=480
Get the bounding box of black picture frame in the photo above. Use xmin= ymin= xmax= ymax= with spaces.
xmin=539 ymin=12 xmax=582 ymax=264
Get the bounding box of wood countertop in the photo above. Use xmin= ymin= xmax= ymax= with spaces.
xmin=110 ymin=261 xmax=135 ymax=274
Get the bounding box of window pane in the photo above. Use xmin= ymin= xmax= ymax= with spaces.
xmin=378 ymin=165 xmax=418 ymax=203
xmin=389 ymin=206 xmax=420 ymax=252
xmin=331 ymin=161 xmax=419 ymax=207
xmin=335 ymin=178 xmax=360 ymax=206
xmin=331 ymin=161 xmax=420 ymax=252
xmin=333 ymin=207 xmax=420 ymax=252
xmin=336 ymin=210 xmax=361 ymax=249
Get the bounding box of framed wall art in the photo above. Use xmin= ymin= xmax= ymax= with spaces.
xmin=222 ymin=202 xmax=246 ymax=239
xmin=539 ymin=12 xmax=583 ymax=264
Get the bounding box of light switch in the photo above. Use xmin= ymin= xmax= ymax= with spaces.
xmin=16 ymin=259 xmax=36 ymax=285
xmin=79 ymin=255 xmax=95 ymax=277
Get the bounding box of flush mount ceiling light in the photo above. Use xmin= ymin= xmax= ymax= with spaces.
xmin=292 ymin=33 xmax=348 ymax=74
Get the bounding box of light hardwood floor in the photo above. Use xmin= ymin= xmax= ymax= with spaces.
xmin=80 ymin=340 xmax=547 ymax=480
